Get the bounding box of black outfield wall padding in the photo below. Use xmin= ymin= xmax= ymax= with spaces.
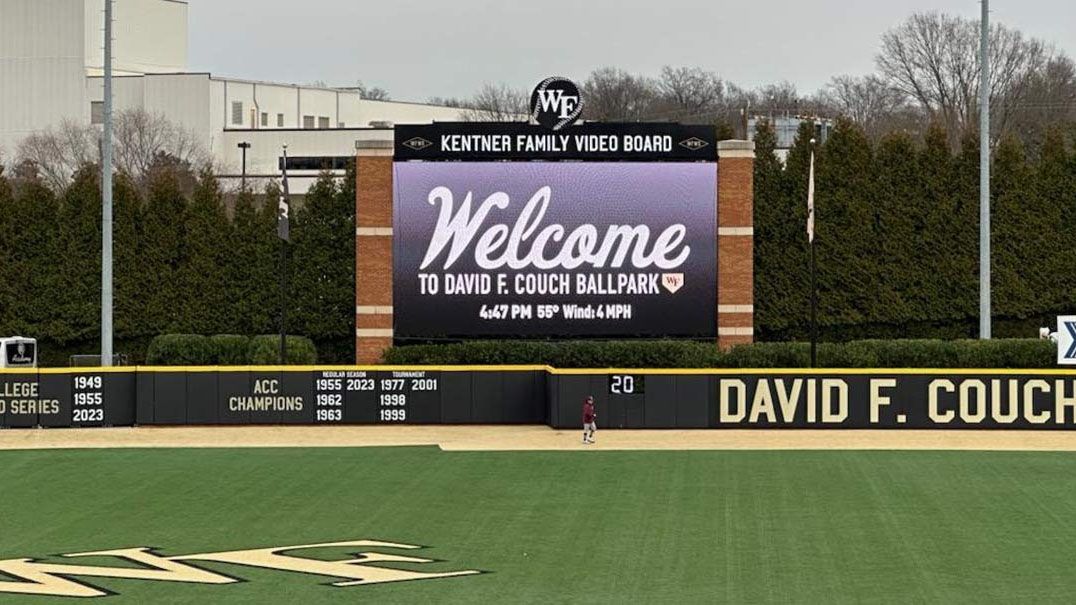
xmin=135 ymin=369 xmax=547 ymax=427
xmin=547 ymin=371 xmax=1076 ymax=430
xmin=0 ymin=370 xmax=135 ymax=429
xmin=4 ymin=368 xmax=1076 ymax=430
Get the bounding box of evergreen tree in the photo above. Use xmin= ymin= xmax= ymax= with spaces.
xmin=260 ymin=181 xmax=288 ymax=337
xmin=916 ymin=124 xmax=967 ymax=334
xmin=815 ymin=118 xmax=877 ymax=335
xmin=715 ymin=121 xmax=736 ymax=141
xmin=1036 ymin=129 xmax=1076 ymax=319
xmin=992 ymin=136 xmax=1046 ymax=323
xmin=181 ymin=169 xmax=231 ymax=334
xmin=770 ymin=122 xmax=819 ymax=340
xmin=5 ymin=177 xmax=61 ymax=338
xmin=140 ymin=163 xmax=189 ymax=334
xmin=0 ymin=168 xmax=14 ymax=335
xmin=53 ymin=167 xmax=101 ymax=345
xmin=753 ymin=120 xmax=801 ymax=339
xmin=948 ymin=134 xmax=983 ymax=333
xmin=871 ymin=132 xmax=919 ymax=330
xmin=112 ymin=172 xmax=144 ymax=342
xmin=227 ymin=183 xmax=281 ymax=336
xmin=291 ymin=168 xmax=356 ymax=362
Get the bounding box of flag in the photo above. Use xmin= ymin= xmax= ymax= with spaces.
xmin=278 ymin=147 xmax=291 ymax=242
xmin=807 ymin=149 xmax=815 ymax=243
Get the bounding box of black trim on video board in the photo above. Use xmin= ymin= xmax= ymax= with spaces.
xmin=394 ymin=123 xmax=717 ymax=162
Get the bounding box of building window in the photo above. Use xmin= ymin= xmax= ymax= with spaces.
xmin=231 ymin=101 xmax=244 ymax=125
xmin=338 ymin=122 xmax=346 ymax=128
xmin=318 ymin=116 xmax=330 ymax=129
xmin=90 ymin=102 xmax=104 ymax=125
xmin=260 ymin=112 xmax=268 ymax=127
xmin=277 ymin=113 xmax=284 ymax=127
xmin=302 ymin=115 xmax=315 ymax=129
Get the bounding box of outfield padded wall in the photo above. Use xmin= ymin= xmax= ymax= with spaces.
xmin=547 ymin=371 xmax=1076 ymax=430
xmin=0 ymin=368 xmax=547 ymax=428
xmin=4 ymin=368 xmax=1076 ymax=430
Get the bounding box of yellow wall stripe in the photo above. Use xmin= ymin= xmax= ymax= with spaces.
xmin=5 ymin=366 xmax=1076 ymax=376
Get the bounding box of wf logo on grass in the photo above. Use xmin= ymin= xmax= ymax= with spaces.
xmin=0 ymin=540 xmax=481 ymax=598
xmin=1057 ymin=316 xmax=1076 ymax=366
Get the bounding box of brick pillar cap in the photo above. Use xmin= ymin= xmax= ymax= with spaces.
xmin=717 ymin=140 xmax=755 ymax=158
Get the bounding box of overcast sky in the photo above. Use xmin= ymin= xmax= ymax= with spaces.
xmin=189 ymin=0 xmax=1076 ymax=102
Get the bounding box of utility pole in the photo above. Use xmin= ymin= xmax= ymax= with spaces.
xmin=101 ymin=0 xmax=114 ymax=366
xmin=980 ymin=0 xmax=991 ymax=340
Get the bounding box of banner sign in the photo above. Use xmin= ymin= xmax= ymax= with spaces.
xmin=394 ymin=123 xmax=716 ymax=162
xmin=1056 ymin=316 xmax=1076 ymax=365
xmin=554 ymin=372 xmax=1076 ymax=430
xmin=392 ymin=161 xmax=718 ymax=339
xmin=715 ymin=374 xmax=1076 ymax=429
xmin=0 ymin=371 xmax=134 ymax=428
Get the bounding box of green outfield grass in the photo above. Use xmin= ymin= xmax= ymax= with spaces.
xmin=2 ymin=446 xmax=1076 ymax=603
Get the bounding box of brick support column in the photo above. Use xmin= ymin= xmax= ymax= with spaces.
xmin=717 ymin=140 xmax=756 ymax=350
xmin=355 ymin=140 xmax=394 ymax=363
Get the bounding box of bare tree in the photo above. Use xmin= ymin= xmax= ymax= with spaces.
xmin=14 ymin=119 xmax=98 ymax=191
xmin=819 ymin=75 xmax=923 ymax=141
xmin=460 ymin=83 xmax=528 ymax=122
xmin=651 ymin=66 xmax=727 ymax=122
xmin=877 ymin=12 xmax=1049 ymax=142
xmin=427 ymin=96 xmax=472 ymax=109
xmin=580 ymin=67 xmax=658 ymax=121
xmin=1007 ymin=55 xmax=1076 ymax=146
xmin=356 ymin=80 xmax=392 ymax=101
xmin=752 ymin=82 xmax=803 ymax=115
xmin=112 ymin=110 xmax=209 ymax=185
xmin=15 ymin=109 xmax=209 ymax=191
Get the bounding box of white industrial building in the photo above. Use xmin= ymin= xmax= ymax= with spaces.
xmin=0 ymin=0 xmax=466 ymax=191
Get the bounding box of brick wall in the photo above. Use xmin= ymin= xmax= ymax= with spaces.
xmin=354 ymin=143 xmax=394 ymax=363
xmin=716 ymin=140 xmax=756 ymax=349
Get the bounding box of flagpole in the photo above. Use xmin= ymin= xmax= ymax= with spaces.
xmin=811 ymin=233 xmax=817 ymax=368
xmin=808 ymin=139 xmax=818 ymax=368
xmin=279 ymin=145 xmax=290 ymax=365
xmin=281 ymin=228 xmax=287 ymax=363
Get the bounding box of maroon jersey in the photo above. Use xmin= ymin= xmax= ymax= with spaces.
xmin=583 ymin=401 xmax=595 ymax=423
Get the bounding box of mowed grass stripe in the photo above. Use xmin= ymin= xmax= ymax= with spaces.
xmin=1 ymin=448 xmax=1076 ymax=603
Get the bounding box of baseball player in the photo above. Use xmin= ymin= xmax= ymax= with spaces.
xmin=582 ymin=396 xmax=597 ymax=444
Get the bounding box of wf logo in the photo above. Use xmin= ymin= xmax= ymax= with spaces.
xmin=535 ymin=89 xmax=579 ymax=120
xmin=1065 ymin=320 xmax=1076 ymax=360
xmin=530 ymin=77 xmax=583 ymax=131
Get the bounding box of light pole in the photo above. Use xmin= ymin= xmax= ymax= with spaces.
xmin=101 ymin=0 xmax=113 ymax=367
xmin=980 ymin=0 xmax=992 ymax=339
xmin=238 ymin=142 xmax=251 ymax=190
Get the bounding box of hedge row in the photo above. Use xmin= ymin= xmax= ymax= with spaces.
xmin=753 ymin=120 xmax=1076 ymax=341
xmin=145 ymin=334 xmax=318 ymax=366
xmin=383 ymin=339 xmax=1056 ymax=369
xmin=0 ymin=164 xmax=356 ymax=365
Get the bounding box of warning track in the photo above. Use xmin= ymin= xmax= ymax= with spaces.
xmin=3 ymin=426 xmax=1076 ymax=452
